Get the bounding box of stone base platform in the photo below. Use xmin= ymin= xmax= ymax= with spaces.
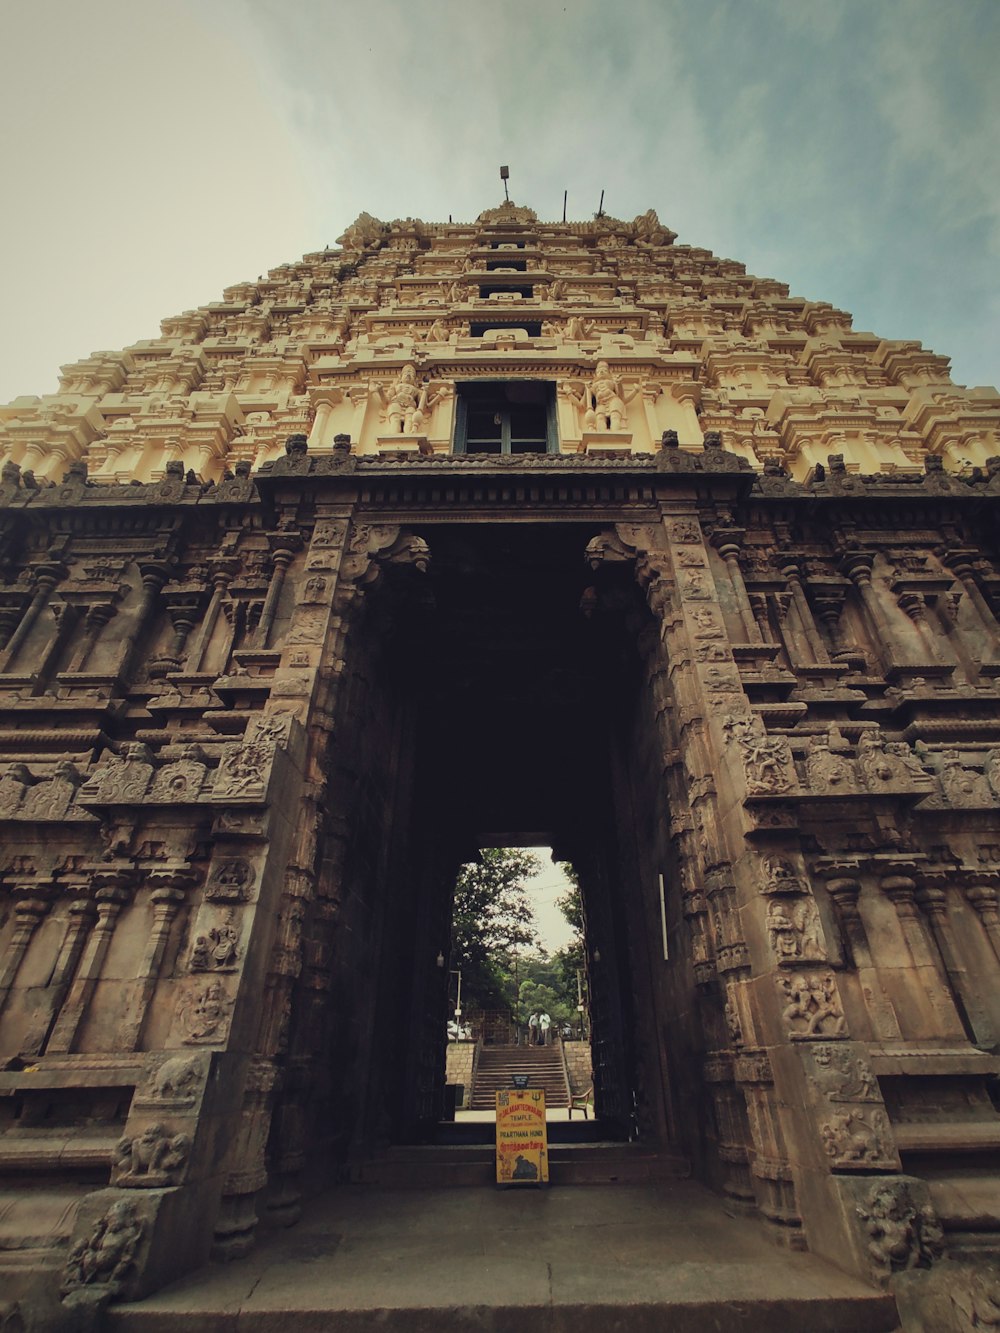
xmin=107 ymin=1181 xmax=898 ymax=1333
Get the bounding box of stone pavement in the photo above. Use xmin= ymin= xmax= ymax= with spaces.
xmin=107 ymin=1180 xmax=899 ymax=1332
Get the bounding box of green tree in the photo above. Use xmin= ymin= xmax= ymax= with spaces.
xmin=450 ymin=848 xmax=541 ymax=1012
xmin=552 ymin=868 xmax=587 ymax=1031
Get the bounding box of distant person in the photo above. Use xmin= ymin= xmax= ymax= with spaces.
xmin=539 ymin=1011 xmax=551 ymax=1045
xmin=528 ymin=1012 xmax=539 ymax=1046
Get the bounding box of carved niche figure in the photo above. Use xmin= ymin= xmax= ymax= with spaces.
xmin=810 ymin=1045 xmax=879 ymax=1102
xmin=806 ymin=733 xmax=860 ymax=793
xmin=724 ymin=994 xmax=742 ymax=1045
xmin=113 ymin=1123 xmax=191 ymax=1187
xmin=62 ymin=1200 xmax=144 ymax=1296
xmin=372 ymin=364 xmax=444 ymax=435
xmin=690 ymin=606 xmax=723 ymax=638
xmin=0 ymin=764 xmax=34 ymax=816
xmin=145 ymin=1056 xmax=201 ymax=1104
xmin=820 ymin=1108 xmax=896 ymax=1168
xmin=78 ymin=743 xmax=155 ymax=805
xmin=986 ymin=749 xmax=1000 ymax=803
xmin=725 ymin=716 xmax=795 ymax=795
xmin=856 ymin=731 xmax=908 ymax=791
xmin=938 ymin=750 xmax=995 ymax=807
xmin=563 ymin=361 xmax=639 ymax=432
xmin=213 ymin=715 xmax=291 ymax=800
xmin=766 ymin=898 xmax=825 ymax=962
xmin=177 ymin=980 xmax=233 ymax=1045
xmin=205 ymin=858 xmax=254 ymax=903
xmin=681 ymin=570 xmax=712 ymax=600
xmin=189 ymin=915 xmax=240 ymax=972
xmin=778 ymin=971 xmax=847 ymax=1038
xmin=761 ymin=856 xmax=807 ymax=895
xmin=148 ymin=747 xmax=208 ymax=803
xmin=18 ymin=760 xmax=84 ymax=820
xmin=857 ymin=1181 xmax=943 ymax=1284
xmin=669 ymin=519 xmax=702 ymax=545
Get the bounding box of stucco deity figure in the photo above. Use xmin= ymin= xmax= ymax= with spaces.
xmin=563 ymin=362 xmax=639 ymax=432
xmin=373 ymin=365 xmax=444 ymax=435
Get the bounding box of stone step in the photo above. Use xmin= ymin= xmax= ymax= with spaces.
xmin=106 ymin=1181 xmax=899 ymax=1333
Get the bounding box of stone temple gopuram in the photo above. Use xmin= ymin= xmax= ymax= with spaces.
xmin=1 ymin=200 xmax=1000 ymax=1328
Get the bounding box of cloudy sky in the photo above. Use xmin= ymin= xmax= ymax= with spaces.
xmin=1 ymin=0 xmax=997 ymax=404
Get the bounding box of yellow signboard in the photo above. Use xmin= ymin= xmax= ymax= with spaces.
xmin=495 ymin=1088 xmax=548 ymax=1184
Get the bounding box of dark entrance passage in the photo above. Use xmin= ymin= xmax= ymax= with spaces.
xmin=329 ymin=522 xmax=682 ymax=1158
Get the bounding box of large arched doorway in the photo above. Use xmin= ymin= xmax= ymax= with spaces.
xmin=294 ymin=521 xmax=707 ymax=1181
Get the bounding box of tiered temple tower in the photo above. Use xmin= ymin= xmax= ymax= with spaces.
xmin=1 ymin=200 xmax=1000 ymax=1325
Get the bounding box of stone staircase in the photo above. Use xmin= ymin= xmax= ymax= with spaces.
xmin=470 ymin=1042 xmax=569 ymax=1109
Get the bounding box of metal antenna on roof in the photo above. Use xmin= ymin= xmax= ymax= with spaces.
xmin=563 ymin=190 xmax=567 ymax=222
xmin=596 ymin=189 xmax=605 ymax=219
xmin=500 ymin=165 xmax=510 ymax=201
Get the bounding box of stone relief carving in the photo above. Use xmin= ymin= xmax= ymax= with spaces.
xmin=676 ymin=548 xmax=706 ymax=568
xmin=936 ymin=750 xmax=996 ymax=807
xmin=766 ymin=897 xmax=826 ymax=962
xmin=680 ymin=570 xmax=713 ymax=600
xmin=177 ymin=980 xmax=234 ymax=1045
xmin=372 ymin=364 xmax=445 ymax=435
xmin=809 ymin=1045 xmax=880 ymax=1102
xmin=141 ymin=1056 xmax=202 ymax=1105
xmin=147 ymin=747 xmax=208 ymax=803
xmin=18 ymin=761 xmax=86 ymax=820
xmin=62 ymin=1201 xmax=144 ymax=1297
xmin=690 ymin=606 xmax=724 ymax=638
xmin=78 ymin=743 xmax=155 ymax=805
xmin=285 ymin=610 xmax=326 ymax=644
xmin=205 ymin=858 xmax=255 ymax=903
xmin=302 ymin=575 xmax=329 ymax=602
xmin=189 ymin=913 xmax=240 ymax=972
xmin=213 ymin=714 xmax=292 ymax=800
xmin=0 ymin=764 xmax=33 ymax=816
xmin=856 ymin=731 xmax=932 ymax=792
xmin=112 ymin=1124 xmax=191 ymax=1187
xmin=724 ymin=716 xmax=796 ymax=795
xmin=724 ymin=994 xmax=743 ymax=1045
xmin=820 ymin=1108 xmax=897 ymax=1169
xmin=777 ymin=971 xmax=847 ymax=1039
xmin=806 ymin=733 xmax=860 ymax=793
xmin=695 ymin=642 xmax=730 ymax=662
xmin=668 ymin=519 xmax=702 ymax=546
xmin=857 ymin=1180 xmax=943 ymax=1284
xmin=761 ymin=857 xmax=808 ymax=895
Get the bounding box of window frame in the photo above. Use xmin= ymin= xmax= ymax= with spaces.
xmin=453 ymin=381 xmax=559 ymax=456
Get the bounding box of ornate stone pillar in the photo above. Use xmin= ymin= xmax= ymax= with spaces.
xmin=63 ymin=601 xmax=117 ymax=674
xmin=21 ymin=890 xmax=96 ymax=1055
xmin=0 ymin=558 xmax=66 ymax=671
xmin=943 ymin=548 xmax=1000 ymax=657
xmin=47 ymin=873 xmax=134 ymax=1053
xmin=840 ymin=550 xmax=907 ymax=671
xmin=113 ymin=560 xmax=172 ymax=684
xmin=780 ymin=558 xmax=831 ymax=665
xmin=917 ymin=870 xmax=997 ymax=1047
xmin=0 ymin=888 xmax=53 ymax=1016
xmin=963 ymin=872 xmax=1000 ymax=964
xmin=185 ymin=558 xmax=237 ymax=671
xmin=253 ymin=536 xmax=301 ymax=648
xmin=817 ymin=859 xmax=902 ymax=1040
xmin=878 ymin=861 xmax=967 ymax=1042
xmin=711 ymin=524 xmax=762 ymax=643
xmin=115 ymin=871 xmax=196 ymax=1052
